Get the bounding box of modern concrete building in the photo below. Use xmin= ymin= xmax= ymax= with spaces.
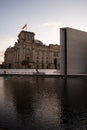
xmin=60 ymin=27 xmax=87 ymax=75
xmin=4 ymin=31 xmax=60 ymax=69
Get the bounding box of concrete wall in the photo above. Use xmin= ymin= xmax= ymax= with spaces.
xmin=60 ymin=29 xmax=66 ymax=75
xmin=60 ymin=27 xmax=87 ymax=75
xmin=0 ymin=69 xmax=60 ymax=75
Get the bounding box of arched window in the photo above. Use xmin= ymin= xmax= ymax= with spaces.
xmin=26 ymin=49 xmax=30 ymax=54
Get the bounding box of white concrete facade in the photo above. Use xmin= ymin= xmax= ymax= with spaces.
xmin=60 ymin=27 xmax=87 ymax=75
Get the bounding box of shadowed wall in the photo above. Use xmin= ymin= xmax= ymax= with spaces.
xmin=60 ymin=27 xmax=87 ymax=75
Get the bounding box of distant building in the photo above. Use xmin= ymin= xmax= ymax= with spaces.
xmin=4 ymin=31 xmax=60 ymax=69
xmin=60 ymin=27 xmax=87 ymax=75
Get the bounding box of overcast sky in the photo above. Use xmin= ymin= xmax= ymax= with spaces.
xmin=0 ymin=0 xmax=87 ymax=62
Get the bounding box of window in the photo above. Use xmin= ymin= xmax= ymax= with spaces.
xmin=36 ymin=56 xmax=39 ymax=59
xmin=42 ymin=51 xmax=44 ymax=55
xmin=42 ymin=60 xmax=43 ymax=63
xmin=26 ymin=49 xmax=30 ymax=54
xmin=42 ymin=57 xmax=44 ymax=59
xmin=26 ymin=57 xmax=30 ymax=62
xmin=36 ymin=50 xmax=39 ymax=55
xmin=46 ymin=52 xmax=49 ymax=56
xmin=36 ymin=60 xmax=39 ymax=63
xmin=54 ymin=52 xmax=58 ymax=57
xmin=46 ymin=60 xmax=48 ymax=64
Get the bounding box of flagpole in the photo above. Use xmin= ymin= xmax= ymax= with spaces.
xmin=22 ymin=24 xmax=27 ymax=31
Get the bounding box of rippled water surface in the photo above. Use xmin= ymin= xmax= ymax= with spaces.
xmin=0 ymin=76 xmax=87 ymax=130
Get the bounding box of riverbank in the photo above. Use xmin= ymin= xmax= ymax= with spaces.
xmin=1 ymin=69 xmax=87 ymax=77
xmin=0 ymin=69 xmax=60 ymax=76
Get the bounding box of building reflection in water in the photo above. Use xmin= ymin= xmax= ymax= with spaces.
xmin=0 ymin=76 xmax=18 ymax=129
xmin=32 ymin=77 xmax=62 ymax=129
xmin=1 ymin=76 xmax=87 ymax=130
xmin=2 ymin=77 xmax=62 ymax=129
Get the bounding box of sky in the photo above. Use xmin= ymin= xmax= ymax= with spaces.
xmin=0 ymin=0 xmax=87 ymax=63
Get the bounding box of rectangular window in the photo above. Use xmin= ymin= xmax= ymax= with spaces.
xmin=46 ymin=60 xmax=48 ymax=64
xmin=36 ymin=50 xmax=40 ymax=55
xmin=46 ymin=52 xmax=49 ymax=56
xmin=42 ymin=51 xmax=44 ymax=55
xmin=54 ymin=52 xmax=58 ymax=56
xmin=26 ymin=57 xmax=30 ymax=62
xmin=36 ymin=60 xmax=39 ymax=63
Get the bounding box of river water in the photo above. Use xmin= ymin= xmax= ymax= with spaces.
xmin=0 ymin=76 xmax=87 ymax=130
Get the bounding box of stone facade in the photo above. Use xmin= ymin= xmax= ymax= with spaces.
xmin=4 ymin=31 xmax=60 ymax=69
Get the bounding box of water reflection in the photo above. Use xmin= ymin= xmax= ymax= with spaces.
xmin=33 ymin=78 xmax=61 ymax=129
xmin=60 ymin=77 xmax=87 ymax=129
xmin=0 ymin=76 xmax=87 ymax=129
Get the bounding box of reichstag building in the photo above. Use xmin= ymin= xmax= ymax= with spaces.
xmin=4 ymin=31 xmax=60 ymax=69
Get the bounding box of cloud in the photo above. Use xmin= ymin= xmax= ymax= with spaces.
xmin=35 ymin=21 xmax=62 ymax=45
xmin=39 ymin=21 xmax=62 ymax=28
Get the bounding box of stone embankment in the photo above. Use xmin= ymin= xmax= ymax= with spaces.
xmin=0 ymin=69 xmax=60 ymax=76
